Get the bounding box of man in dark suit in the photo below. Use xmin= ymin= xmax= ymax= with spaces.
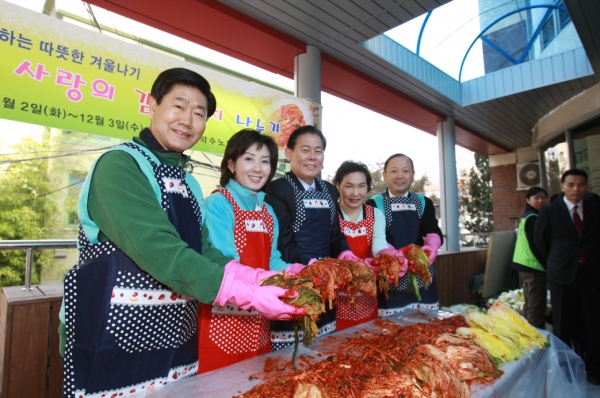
xmin=535 ymin=169 xmax=600 ymax=384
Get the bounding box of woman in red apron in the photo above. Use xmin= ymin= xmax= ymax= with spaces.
xmin=333 ymin=161 xmax=406 ymax=330
xmin=199 ymin=129 xmax=302 ymax=372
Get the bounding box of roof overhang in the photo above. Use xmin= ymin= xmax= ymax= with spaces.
xmin=85 ymin=0 xmax=600 ymax=155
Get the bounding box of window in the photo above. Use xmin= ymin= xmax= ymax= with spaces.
xmin=542 ymin=140 xmax=569 ymax=197
xmin=540 ymin=1 xmax=572 ymax=52
xmin=573 ymin=118 xmax=600 ymax=195
xmin=540 ymin=14 xmax=556 ymax=50
xmin=555 ymin=0 xmax=571 ymax=29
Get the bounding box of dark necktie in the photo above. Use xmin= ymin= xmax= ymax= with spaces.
xmin=573 ymin=205 xmax=582 ymax=234
xmin=573 ymin=205 xmax=586 ymax=263
xmin=307 ymin=186 xmax=315 ymax=192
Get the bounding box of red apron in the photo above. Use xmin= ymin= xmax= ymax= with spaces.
xmin=198 ymin=189 xmax=274 ymax=373
xmin=336 ymin=205 xmax=378 ymax=331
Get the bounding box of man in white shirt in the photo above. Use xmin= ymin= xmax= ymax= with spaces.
xmin=535 ymin=169 xmax=600 ymax=385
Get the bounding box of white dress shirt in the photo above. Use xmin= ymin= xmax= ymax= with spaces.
xmin=563 ymin=196 xmax=584 ymax=222
xmin=298 ymin=178 xmax=316 ymax=191
xmin=387 ymin=189 xmax=410 ymax=198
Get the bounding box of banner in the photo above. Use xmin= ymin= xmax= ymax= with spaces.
xmin=0 ymin=1 xmax=320 ymax=153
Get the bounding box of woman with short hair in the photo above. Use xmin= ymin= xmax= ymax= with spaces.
xmin=200 ymin=129 xmax=304 ymax=371
xmin=333 ymin=161 xmax=406 ymax=330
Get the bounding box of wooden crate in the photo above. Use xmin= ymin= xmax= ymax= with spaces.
xmin=436 ymin=249 xmax=488 ymax=307
xmin=0 ymin=284 xmax=63 ymax=398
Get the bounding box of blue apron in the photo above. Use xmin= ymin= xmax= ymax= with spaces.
xmin=271 ymin=175 xmax=337 ymax=351
xmin=374 ymin=191 xmax=438 ymax=315
xmin=62 ymin=142 xmax=203 ymax=397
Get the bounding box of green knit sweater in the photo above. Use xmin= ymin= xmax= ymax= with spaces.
xmin=59 ymin=131 xmax=231 ymax=356
xmin=87 ymin=132 xmax=231 ymax=302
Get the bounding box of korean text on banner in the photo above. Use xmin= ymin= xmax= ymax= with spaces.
xmin=0 ymin=1 xmax=320 ymax=153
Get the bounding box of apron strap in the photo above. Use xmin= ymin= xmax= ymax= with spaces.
xmin=78 ymin=142 xmax=161 ymax=246
xmin=212 ymin=188 xmax=241 ymax=211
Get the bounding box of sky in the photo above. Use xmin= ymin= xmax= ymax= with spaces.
xmin=320 ymin=93 xmax=472 ymax=184
xmin=5 ymin=0 xmax=476 ymax=185
xmin=385 ymin=0 xmax=485 ymax=82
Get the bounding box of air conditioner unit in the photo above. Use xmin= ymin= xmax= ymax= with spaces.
xmin=516 ymin=162 xmax=541 ymax=190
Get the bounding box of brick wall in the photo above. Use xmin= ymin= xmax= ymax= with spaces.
xmin=490 ymin=164 xmax=524 ymax=231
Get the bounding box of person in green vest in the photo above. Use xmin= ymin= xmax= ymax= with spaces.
xmin=512 ymin=186 xmax=548 ymax=328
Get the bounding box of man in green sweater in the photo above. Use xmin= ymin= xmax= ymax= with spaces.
xmin=60 ymin=68 xmax=303 ymax=397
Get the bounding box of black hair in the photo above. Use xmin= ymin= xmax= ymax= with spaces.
xmin=525 ymin=186 xmax=548 ymax=199
xmin=521 ymin=186 xmax=548 ymax=216
xmin=220 ymin=129 xmax=278 ymax=191
xmin=560 ymin=168 xmax=588 ymax=183
xmin=286 ymin=125 xmax=327 ymax=150
xmin=150 ymin=68 xmax=217 ymax=118
xmin=333 ymin=161 xmax=372 ymax=192
xmin=383 ymin=153 xmax=414 ymax=172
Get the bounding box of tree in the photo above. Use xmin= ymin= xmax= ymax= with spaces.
xmin=369 ymin=162 xmax=386 ymax=196
xmin=0 ymin=135 xmax=57 ymax=287
xmin=428 ymin=192 xmax=441 ymax=219
xmin=411 ymin=174 xmax=430 ymax=194
xmin=457 ymin=167 xmax=471 ymax=246
xmin=546 ymin=148 xmax=561 ymax=196
xmin=461 ymin=153 xmax=493 ymax=245
xmin=368 ymin=163 xmax=432 ymax=199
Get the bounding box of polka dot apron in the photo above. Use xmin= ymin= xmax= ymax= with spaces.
xmin=63 ymin=142 xmax=202 ymax=397
xmin=271 ymin=175 xmax=337 ymax=351
xmin=197 ymin=188 xmax=274 ymax=373
xmin=336 ymin=205 xmax=378 ymax=331
xmin=377 ymin=191 xmax=438 ymax=316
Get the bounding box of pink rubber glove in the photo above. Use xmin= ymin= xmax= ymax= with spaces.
xmin=285 ymin=263 xmax=305 ymax=275
xmin=363 ymin=257 xmax=380 ymax=277
xmin=225 ymin=260 xmax=278 ymax=284
xmin=374 ymin=245 xmax=409 ymax=279
xmin=422 ymin=233 xmax=442 ymax=265
xmin=213 ymin=268 xmax=305 ymax=320
xmin=376 ymin=244 xmax=398 ymax=257
xmin=398 ymin=257 xmax=409 ymax=279
xmin=337 ymin=250 xmax=364 ymax=264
